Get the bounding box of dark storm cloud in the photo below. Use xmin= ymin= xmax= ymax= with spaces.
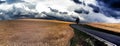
xmin=88 ymin=4 xmax=100 ymax=13
xmin=72 ymin=0 xmax=82 ymax=4
xmin=101 ymin=9 xmax=120 ymax=19
xmin=6 ymin=0 xmax=24 ymax=4
xmin=96 ymin=0 xmax=120 ymax=19
xmin=96 ymin=0 xmax=120 ymax=11
xmin=74 ymin=9 xmax=89 ymax=14
xmin=0 ymin=1 xmax=5 ymax=4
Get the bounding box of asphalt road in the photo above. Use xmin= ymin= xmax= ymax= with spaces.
xmin=71 ymin=24 xmax=120 ymax=46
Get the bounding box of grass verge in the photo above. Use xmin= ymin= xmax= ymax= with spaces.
xmin=70 ymin=28 xmax=108 ymax=46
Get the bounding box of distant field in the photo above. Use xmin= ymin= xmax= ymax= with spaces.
xmin=87 ymin=23 xmax=120 ymax=33
xmin=0 ymin=19 xmax=74 ymax=46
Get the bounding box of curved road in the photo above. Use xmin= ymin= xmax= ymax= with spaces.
xmin=71 ymin=24 xmax=120 ymax=46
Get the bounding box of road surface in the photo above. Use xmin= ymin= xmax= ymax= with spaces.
xmin=71 ymin=24 xmax=120 ymax=46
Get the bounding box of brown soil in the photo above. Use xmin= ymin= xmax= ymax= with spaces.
xmin=87 ymin=23 xmax=120 ymax=33
xmin=0 ymin=19 xmax=74 ymax=46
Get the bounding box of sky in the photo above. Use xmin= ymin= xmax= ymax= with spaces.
xmin=0 ymin=0 xmax=120 ymax=23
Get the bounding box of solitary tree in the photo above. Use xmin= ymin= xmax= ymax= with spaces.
xmin=75 ymin=18 xmax=80 ymax=24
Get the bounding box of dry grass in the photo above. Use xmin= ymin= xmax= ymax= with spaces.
xmin=87 ymin=23 xmax=120 ymax=33
xmin=0 ymin=19 xmax=74 ymax=46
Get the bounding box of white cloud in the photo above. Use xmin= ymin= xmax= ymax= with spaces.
xmin=0 ymin=0 xmax=119 ymax=23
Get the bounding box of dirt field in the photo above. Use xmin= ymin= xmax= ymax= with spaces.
xmin=0 ymin=19 xmax=74 ymax=46
xmin=87 ymin=23 xmax=120 ymax=33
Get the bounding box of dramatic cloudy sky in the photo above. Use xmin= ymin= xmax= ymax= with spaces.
xmin=0 ymin=0 xmax=120 ymax=23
